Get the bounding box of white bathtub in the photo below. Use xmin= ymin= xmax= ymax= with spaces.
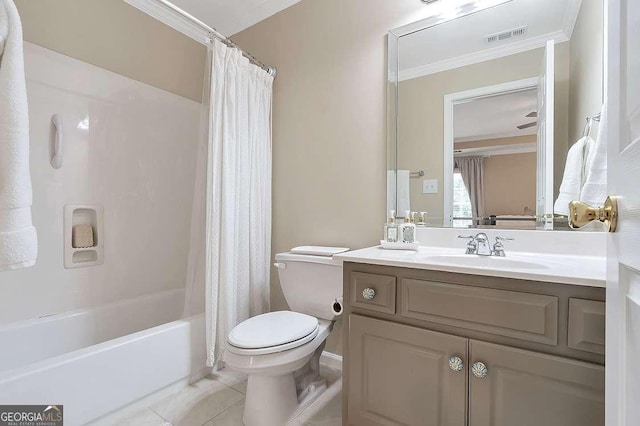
xmin=0 ymin=289 xmax=207 ymax=425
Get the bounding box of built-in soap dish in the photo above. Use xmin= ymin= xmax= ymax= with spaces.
xmin=64 ymin=204 xmax=104 ymax=268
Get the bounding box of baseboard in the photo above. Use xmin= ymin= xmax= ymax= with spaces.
xmin=320 ymin=351 xmax=342 ymax=371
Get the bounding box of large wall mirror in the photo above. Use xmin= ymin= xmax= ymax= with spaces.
xmin=387 ymin=0 xmax=604 ymax=231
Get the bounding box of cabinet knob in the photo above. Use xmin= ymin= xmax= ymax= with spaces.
xmin=449 ymin=356 xmax=464 ymax=372
xmin=362 ymin=287 xmax=376 ymax=300
xmin=472 ymin=362 xmax=488 ymax=379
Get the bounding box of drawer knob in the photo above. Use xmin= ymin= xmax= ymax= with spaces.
xmin=362 ymin=287 xmax=376 ymax=300
xmin=449 ymin=356 xmax=464 ymax=372
xmin=472 ymin=362 xmax=488 ymax=379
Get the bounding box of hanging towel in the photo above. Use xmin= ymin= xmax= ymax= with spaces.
xmin=0 ymin=0 xmax=37 ymax=271
xmin=386 ymin=170 xmax=410 ymax=215
xmin=386 ymin=170 xmax=396 ymax=214
xmin=580 ymin=103 xmax=608 ymax=208
xmin=554 ymin=136 xmax=595 ymax=215
xmin=396 ymin=170 xmax=411 ymax=214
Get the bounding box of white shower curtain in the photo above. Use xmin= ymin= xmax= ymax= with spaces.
xmin=185 ymin=40 xmax=273 ymax=368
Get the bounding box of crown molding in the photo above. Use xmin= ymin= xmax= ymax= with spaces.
xmin=455 ymin=130 xmax=537 ymax=143
xmin=399 ymin=29 xmax=568 ymax=82
xmin=124 ymin=0 xmax=211 ymax=44
xmin=454 ymin=142 xmax=537 ymax=157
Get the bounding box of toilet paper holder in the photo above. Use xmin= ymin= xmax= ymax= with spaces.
xmin=331 ymin=297 xmax=343 ymax=317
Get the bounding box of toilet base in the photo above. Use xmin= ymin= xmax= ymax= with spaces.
xmin=244 ymin=373 xmax=298 ymax=426
xmin=242 ymin=342 xmax=328 ymax=426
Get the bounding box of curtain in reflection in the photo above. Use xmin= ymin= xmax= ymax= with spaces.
xmin=455 ymin=156 xmax=485 ymax=224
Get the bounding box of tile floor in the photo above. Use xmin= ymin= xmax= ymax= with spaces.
xmin=115 ymin=365 xmax=342 ymax=426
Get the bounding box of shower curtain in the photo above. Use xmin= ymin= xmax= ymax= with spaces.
xmin=184 ymin=39 xmax=273 ymax=367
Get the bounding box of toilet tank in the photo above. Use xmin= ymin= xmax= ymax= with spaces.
xmin=274 ymin=248 xmax=346 ymax=321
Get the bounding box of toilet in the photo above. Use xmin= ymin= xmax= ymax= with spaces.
xmin=223 ymin=246 xmax=348 ymax=426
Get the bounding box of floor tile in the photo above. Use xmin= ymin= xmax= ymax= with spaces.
xmin=203 ymin=399 xmax=245 ymax=426
xmin=114 ymin=408 xmax=170 ymax=426
xmin=211 ymin=368 xmax=248 ymax=394
xmin=120 ymin=364 xmax=342 ymax=426
xmin=304 ymin=389 xmax=342 ymax=426
xmin=151 ymin=376 xmax=243 ymax=426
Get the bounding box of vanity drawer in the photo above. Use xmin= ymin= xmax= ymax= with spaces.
xmin=568 ymin=298 xmax=605 ymax=355
xmin=350 ymin=272 xmax=396 ymax=314
xmin=400 ymin=279 xmax=558 ymax=345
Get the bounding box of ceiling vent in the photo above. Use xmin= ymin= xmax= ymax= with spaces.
xmin=485 ymin=26 xmax=528 ymax=44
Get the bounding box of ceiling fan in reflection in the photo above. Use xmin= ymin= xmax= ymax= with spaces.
xmin=517 ymin=111 xmax=537 ymax=130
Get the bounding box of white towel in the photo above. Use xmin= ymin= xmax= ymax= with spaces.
xmin=554 ymin=136 xmax=595 ymax=215
xmin=386 ymin=170 xmax=410 ymax=215
xmin=580 ymin=103 xmax=608 ymax=208
xmin=396 ymin=170 xmax=410 ymax=214
xmin=0 ymin=0 xmax=37 ymax=271
xmin=386 ymin=170 xmax=396 ymax=215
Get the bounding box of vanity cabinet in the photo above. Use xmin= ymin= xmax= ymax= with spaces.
xmin=469 ymin=340 xmax=604 ymax=426
xmin=342 ymin=262 xmax=605 ymax=426
xmin=348 ymin=314 xmax=467 ymax=426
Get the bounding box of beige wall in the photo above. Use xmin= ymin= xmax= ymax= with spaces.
xmin=568 ymin=0 xmax=604 ymax=144
xmin=483 ymin=152 xmax=537 ymax=216
xmin=454 ymin=135 xmax=537 ymax=218
xmin=233 ymin=0 xmax=428 ymax=354
xmin=14 ymin=0 xmax=206 ymax=102
xmin=398 ymin=44 xmax=570 ymax=222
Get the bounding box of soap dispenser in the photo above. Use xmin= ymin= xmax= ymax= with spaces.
xmin=401 ymin=210 xmax=416 ymax=243
xmin=384 ymin=210 xmax=399 ymax=243
xmin=418 ymin=211 xmax=427 ymax=226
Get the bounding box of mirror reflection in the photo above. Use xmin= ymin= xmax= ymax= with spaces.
xmin=389 ymin=0 xmax=604 ymax=230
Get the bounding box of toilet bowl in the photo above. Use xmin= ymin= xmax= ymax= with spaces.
xmin=222 ymin=246 xmax=347 ymax=426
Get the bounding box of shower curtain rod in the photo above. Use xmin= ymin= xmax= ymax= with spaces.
xmin=154 ymin=0 xmax=277 ymax=77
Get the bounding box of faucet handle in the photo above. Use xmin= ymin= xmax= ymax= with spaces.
xmin=458 ymin=235 xmax=477 ymax=254
xmin=495 ymin=236 xmax=514 ymax=243
xmin=493 ymin=236 xmax=514 ymax=257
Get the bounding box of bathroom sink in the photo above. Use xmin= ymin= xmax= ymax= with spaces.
xmin=424 ymin=255 xmax=548 ymax=270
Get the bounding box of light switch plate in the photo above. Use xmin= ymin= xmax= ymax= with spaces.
xmin=422 ymin=179 xmax=438 ymax=194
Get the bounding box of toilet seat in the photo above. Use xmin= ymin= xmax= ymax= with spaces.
xmin=227 ymin=311 xmax=319 ymax=356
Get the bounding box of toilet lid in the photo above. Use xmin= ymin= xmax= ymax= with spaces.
xmin=228 ymin=311 xmax=319 ymax=349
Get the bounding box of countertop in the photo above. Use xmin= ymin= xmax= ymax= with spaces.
xmin=334 ymin=245 xmax=606 ymax=288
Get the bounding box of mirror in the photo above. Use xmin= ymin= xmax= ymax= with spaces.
xmin=388 ymin=0 xmax=604 ymax=230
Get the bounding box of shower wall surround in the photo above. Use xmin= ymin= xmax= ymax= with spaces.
xmin=0 ymin=43 xmax=200 ymax=325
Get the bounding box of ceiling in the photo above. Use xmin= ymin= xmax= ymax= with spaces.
xmin=454 ymin=88 xmax=538 ymax=142
xmin=167 ymin=0 xmax=303 ymax=36
xmin=397 ymin=0 xmax=580 ymax=80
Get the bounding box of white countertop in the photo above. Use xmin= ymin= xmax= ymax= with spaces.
xmin=335 ymin=245 xmax=606 ymax=288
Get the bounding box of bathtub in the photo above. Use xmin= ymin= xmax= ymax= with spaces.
xmin=0 ymin=289 xmax=207 ymax=425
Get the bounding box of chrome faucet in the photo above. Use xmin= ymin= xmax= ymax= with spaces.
xmin=458 ymin=234 xmax=514 ymax=256
xmin=492 ymin=236 xmax=514 ymax=257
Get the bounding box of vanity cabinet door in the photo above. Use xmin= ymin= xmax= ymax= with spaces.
xmin=347 ymin=314 xmax=467 ymax=426
xmin=469 ymin=340 xmax=604 ymax=426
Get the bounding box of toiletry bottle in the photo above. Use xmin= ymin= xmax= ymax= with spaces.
xmin=401 ymin=210 xmax=416 ymax=243
xmin=384 ymin=210 xmax=399 ymax=243
xmin=419 ymin=211 xmax=427 ymax=225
